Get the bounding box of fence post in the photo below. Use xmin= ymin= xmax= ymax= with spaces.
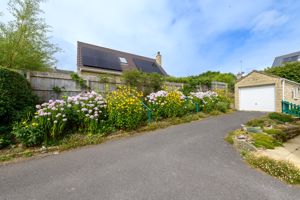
xmin=26 ymin=71 xmax=31 ymax=82
xmin=196 ymin=102 xmax=199 ymax=113
xmin=141 ymin=102 xmax=152 ymax=124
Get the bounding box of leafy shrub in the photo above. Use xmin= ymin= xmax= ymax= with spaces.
xmin=0 ymin=67 xmax=37 ymax=148
xmin=122 ymin=70 xmax=164 ymax=95
xmin=246 ymin=153 xmax=300 ymax=184
xmin=13 ymin=91 xmax=108 ymax=146
xmin=189 ymin=91 xmax=219 ymax=113
xmin=107 ymin=86 xmax=145 ymax=130
xmin=65 ymin=91 xmax=107 ymax=134
xmin=215 ymin=102 xmax=229 ymax=113
xmin=250 ymin=133 xmax=282 ymax=149
xmin=12 ymin=121 xmax=44 ymax=147
xmin=268 ymin=112 xmax=293 ymax=123
xmin=246 ymin=119 xmax=266 ymax=127
xmin=146 ymin=90 xmax=186 ymax=119
xmin=265 ymin=62 xmax=300 ymax=84
xmin=264 ymin=129 xmax=287 ymax=142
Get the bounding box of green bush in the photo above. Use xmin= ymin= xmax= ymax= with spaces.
xmin=145 ymin=90 xmax=186 ymax=119
xmin=268 ymin=112 xmax=293 ymax=123
xmin=107 ymin=86 xmax=145 ymax=130
xmin=215 ymin=101 xmax=229 ymax=113
xmin=12 ymin=122 xmax=44 ymax=147
xmin=264 ymin=129 xmax=287 ymax=142
xmin=246 ymin=153 xmax=300 ymax=184
xmin=251 ymin=133 xmax=282 ymax=149
xmin=246 ymin=118 xmax=266 ymax=127
xmin=0 ymin=68 xmax=37 ymax=148
xmin=122 ymin=70 xmax=164 ymax=95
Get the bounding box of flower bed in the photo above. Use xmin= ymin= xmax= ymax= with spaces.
xmin=9 ymin=87 xmax=230 ymax=149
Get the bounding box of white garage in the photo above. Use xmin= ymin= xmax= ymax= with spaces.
xmin=235 ymin=71 xmax=300 ymax=113
xmin=239 ymin=85 xmax=275 ymax=112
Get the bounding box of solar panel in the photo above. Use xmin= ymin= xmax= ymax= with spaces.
xmin=81 ymin=47 xmax=122 ymax=71
xmin=133 ymin=58 xmax=163 ymax=74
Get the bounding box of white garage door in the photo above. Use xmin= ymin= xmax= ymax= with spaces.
xmin=239 ymin=85 xmax=275 ymax=112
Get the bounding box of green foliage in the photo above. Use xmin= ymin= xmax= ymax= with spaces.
xmin=265 ymin=62 xmax=300 ymax=84
xmin=268 ymin=112 xmax=293 ymax=123
xmin=166 ymin=71 xmax=236 ymax=94
xmin=264 ymin=128 xmax=287 ymax=142
xmin=225 ymin=131 xmax=236 ymax=144
xmin=215 ymin=101 xmax=229 ymax=113
xmin=107 ymin=86 xmax=145 ymax=130
xmin=70 ymin=73 xmax=89 ymax=90
xmin=250 ymin=133 xmax=282 ymax=149
xmin=52 ymin=86 xmax=63 ymax=95
xmin=12 ymin=121 xmax=44 ymax=147
xmin=246 ymin=153 xmax=300 ymax=184
xmin=0 ymin=67 xmax=37 ymax=147
xmin=122 ymin=70 xmax=164 ymax=95
xmin=145 ymin=90 xmax=187 ymax=120
xmin=246 ymin=118 xmax=267 ymax=127
xmin=0 ymin=0 xmax=60 ymax=70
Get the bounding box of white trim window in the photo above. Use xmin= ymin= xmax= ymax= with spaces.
xmin=292 ymin=87 xmax=300 ymax=100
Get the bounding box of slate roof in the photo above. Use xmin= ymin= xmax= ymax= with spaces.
xmin=272 ymin=51 xmax=300 ymax=67
xmin=77 ymin=41 xmax=167 ymax=75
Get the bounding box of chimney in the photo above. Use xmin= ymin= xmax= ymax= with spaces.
xmin=236 ymin=72 xmax=244 ymax=80
xmin=156 ymin=51 xmax=162 ymax=66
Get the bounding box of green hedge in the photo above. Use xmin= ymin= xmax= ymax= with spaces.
xmin=0 ymin=67 xmax=37 ymax=148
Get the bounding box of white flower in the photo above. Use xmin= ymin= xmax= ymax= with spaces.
xmin=62 ymin=118 xmax=67 ymax=122
xmin=54 ymin=120 xmax=58 ymax=124
xmin=36 ymin=105 xmax=41 ymax=109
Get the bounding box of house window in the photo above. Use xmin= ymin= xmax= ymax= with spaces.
xmin=292 ymin=87 xmax=300 ymax=100
xmin=119 ymin=57 xmax=128 ymax=64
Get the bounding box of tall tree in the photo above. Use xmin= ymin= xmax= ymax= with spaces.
xmin=0 ymin=0 xmax=59 ymax=70
xmin=265 ymin=62 xmax=300 ymax=83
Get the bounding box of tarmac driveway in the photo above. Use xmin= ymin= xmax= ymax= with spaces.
xmin=1 ymin=111 xmax=300 ymax=200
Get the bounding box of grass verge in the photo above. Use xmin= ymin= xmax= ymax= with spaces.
xmin=245 ymin=153 xmax=300 ymax=184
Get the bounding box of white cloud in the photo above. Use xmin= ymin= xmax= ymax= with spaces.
xmin=252 ymin=10 xmax=288 ymax=32
xmin=1 ymin=0 xmax=300 ymax=76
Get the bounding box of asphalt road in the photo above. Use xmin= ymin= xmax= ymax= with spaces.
xmin=1 ymin=111 xmax=300 ymax=200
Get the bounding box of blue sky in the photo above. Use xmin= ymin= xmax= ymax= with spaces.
xmin=1 ymin=0 xmax=300 ymax=77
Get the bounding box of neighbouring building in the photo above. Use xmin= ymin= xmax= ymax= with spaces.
xmin=272 ymin=51 xmax=300 ymax=67
xmin=77 ymin=41 xmax=168 ymax=80
xmin=235 ymin=71 xmax=300 ymax=112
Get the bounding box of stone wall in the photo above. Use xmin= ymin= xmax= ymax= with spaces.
xmin=284 ymin=81 xmax=300 ymax=105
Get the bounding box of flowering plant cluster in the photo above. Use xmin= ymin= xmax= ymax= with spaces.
xmin=13 ymin=91 xmax=107 ymax=146
xmin=35 ymin=99 xmax=68 ymax=139
xmin=66 ymin=91 xmax=107 ymax=133
xmin=107 ymin=86 xmax=145 ymax=130
xmin=189 ymin=91 xmax=219 ymax=112
xmin=146 ymin=90 xmax=186 ymax=118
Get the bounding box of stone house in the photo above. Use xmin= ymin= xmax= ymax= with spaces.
xmin=77 ymin=41 xmax=168 ymax=82
xmin=235 ymin=71 xmax=300 ymax=112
